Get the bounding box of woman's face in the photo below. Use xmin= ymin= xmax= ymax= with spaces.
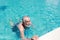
xmin=23 ymin=17 xmax=31 ymax=27
xmin=24 ymin=19 xmax=31 ymax=27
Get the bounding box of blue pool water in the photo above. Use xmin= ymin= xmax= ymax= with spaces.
xmin=0 ymin=0 xmax=60 ymax=40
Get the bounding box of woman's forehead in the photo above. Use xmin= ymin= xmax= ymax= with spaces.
xmin=23 ymin=17 xmax=30 ymax=22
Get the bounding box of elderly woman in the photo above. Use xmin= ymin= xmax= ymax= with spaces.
xmin=10 ymin=16 xmax=38 ymax=40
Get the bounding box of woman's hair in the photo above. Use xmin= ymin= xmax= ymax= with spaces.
xmin=22 ymin=16 xmax=29 ymax=22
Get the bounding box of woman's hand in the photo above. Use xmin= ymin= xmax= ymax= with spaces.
xmin=32 ymin=35 xmax=38 ymax=40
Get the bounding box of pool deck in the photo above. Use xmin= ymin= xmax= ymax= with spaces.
xmin=38 ymin=27 xmax=60 ymax=40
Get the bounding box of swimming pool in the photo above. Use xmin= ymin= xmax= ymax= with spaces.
xmin=0 ymin=0 xmax=60 ymax=40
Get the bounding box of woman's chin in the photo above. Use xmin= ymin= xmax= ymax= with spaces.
xmin=26 ymin=25 xmax=31 ymax=27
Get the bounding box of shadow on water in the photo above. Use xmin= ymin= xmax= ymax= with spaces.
xmin=11 ymin=23 xmax=21 ymax=38
xmin=0 ymin=6 xmax=7 ymax=11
